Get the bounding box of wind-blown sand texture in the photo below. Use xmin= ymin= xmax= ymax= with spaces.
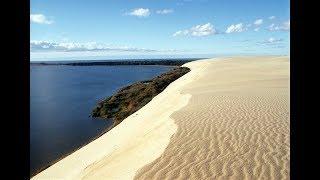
xmin=32 ymin=56 xmax=289 ymax=180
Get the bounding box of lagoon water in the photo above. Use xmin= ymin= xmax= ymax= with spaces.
xmin=30 ymin=64 xmax=173 ymax=176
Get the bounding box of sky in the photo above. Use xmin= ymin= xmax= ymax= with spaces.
xmin=30 ymin=0 xmax=290 ymax=61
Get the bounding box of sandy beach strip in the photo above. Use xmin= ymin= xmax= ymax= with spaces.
xmin=32 ymin=56 xmax=289 ymax=180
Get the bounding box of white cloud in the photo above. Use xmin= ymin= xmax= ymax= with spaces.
xmin=190 ymin=23 xmax=216 ymax=36
xmin=30 ymin=40 xmax=161 ymax=52
xmin=173 ymin=30 xmax=189 ymax=36
xmin=254 ymin=27 xmax=259 ymax=32
xmin=156 ymin=9 xmax=174 ymax=14
xmin=258 ymin=37 xmax=284 ymax=45
xmin=269 ymin=16 xmax=276 ymax=20
xmin=173 ymin=23 xmax=216 ymax=37
xmin=30 ymin=14 xmax=53 ymax=24
xmin=267 ymin=20 xmax=290 ymax=31
xmin=266 ymin=37 xmax=283 ymax=43
xmin=225 ymin=23 xmax=245 ymax=33
xmin=254 ymin=19 xmax=263 ymax=26
xmin=268 ymin=23 xmax=279 ymax=31
xmin=127 ymin=8 xmax=150 ymax=17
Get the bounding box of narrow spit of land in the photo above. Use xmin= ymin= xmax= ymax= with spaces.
xmin=32 ymin=59 xmax=194 ymax=129
xmin=91 ymin=67 xmax=190 ymax=127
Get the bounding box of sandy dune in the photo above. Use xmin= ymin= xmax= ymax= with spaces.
xmin=32 ymin=56 xmax=289 ymax=180
xmin=135 ymin=56 xmax=289 ymax=180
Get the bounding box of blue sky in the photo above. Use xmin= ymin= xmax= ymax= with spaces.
xmin=30 ymin=0 xmax=290 ymax=61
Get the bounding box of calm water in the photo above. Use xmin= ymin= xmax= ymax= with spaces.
xmin=30 ymin=65 xmax=173 ymax=176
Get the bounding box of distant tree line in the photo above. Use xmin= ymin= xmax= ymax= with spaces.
xmin=30 ymin=58 xmax=204 ymax=66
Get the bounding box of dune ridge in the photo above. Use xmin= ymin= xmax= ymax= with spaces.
xmin=134 ymin=56 xmax=289 ymax=180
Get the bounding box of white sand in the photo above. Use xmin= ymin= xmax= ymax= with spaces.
xmin=32 ymin=56 xmax=289 ymax=180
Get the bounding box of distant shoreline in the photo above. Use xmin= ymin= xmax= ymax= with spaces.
xmin=30 ymin=58 xmax=203 ymax=66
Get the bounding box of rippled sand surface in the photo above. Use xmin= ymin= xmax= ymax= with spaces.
xmin=135 ymin=56 xmax=289 ymax=180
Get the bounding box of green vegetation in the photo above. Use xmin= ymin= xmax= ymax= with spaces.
xmin=30 ymin=59 xmax=201 ymax=66
xmin=92 ymin=67 xmax=190 ymax=126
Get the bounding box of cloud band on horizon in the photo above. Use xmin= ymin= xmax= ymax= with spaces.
xmin=30 ymin=41 xmax=183 ymax=53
